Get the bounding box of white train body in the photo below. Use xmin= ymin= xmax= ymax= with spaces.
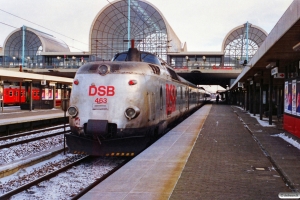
xmin=66 ymin=48 xmax=210 ymax=156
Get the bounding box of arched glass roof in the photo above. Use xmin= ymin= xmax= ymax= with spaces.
xmin=3 ymin=27 xmax=69 ymax=65
xmin=90 ymin=0 xmax=182 ymax=61
xmin=222 ymin=23 xmax=267 ymax=67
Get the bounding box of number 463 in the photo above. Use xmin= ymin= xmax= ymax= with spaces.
xmin=95 ymin=98 xmax=107 ymax=104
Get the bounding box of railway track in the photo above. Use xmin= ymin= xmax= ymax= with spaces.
xmin=0 ymin=156 xmax=89 ymax=199
xmin=0 ymin=130 xmax=68 ymax=149
xmin=0 ymin=124 xmax=69 ymax=141
xmin=0 ymin=126 xmax=68 ymax=171
xmin=0 ymin=156 xmax=130 ymax=199
xmin=0 ymin=124 xmax=132 ymax=199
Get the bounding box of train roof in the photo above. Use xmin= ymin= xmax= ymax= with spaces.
xmin=77 ymin=48 xmax=200 ymax=88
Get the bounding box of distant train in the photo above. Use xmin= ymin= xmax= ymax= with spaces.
xmin=1 ymin=85 xmax=65 ymax=106
xmin=2 ymin=85 xmax=40 ymax=105
xmin=65 ymin=45 xmax=211 ymax=156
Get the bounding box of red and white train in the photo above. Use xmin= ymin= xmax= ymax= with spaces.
xmin=66 ymin=47 xmax=211 ymax=156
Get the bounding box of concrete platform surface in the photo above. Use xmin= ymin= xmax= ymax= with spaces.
xmin=79 ymin=105 xmax=212 ymax=200
xmin=0 ymin=106 xmax=65 ymax=125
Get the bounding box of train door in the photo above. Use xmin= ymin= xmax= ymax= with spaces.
xmin=8 ymin=89 xmax=13 ymax=104
xmin=14 ymin=90 xmax=19 ymax=103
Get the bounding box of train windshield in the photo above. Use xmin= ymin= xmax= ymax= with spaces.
xmin=113 ymin=53 xmax=127 ymax=61
xmin=141 ymin=53 xmax=161 ymax=65
xmin=112 ymin=52 xmax=161 ymax=66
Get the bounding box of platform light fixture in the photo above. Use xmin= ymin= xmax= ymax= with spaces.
xmin=266 ymin=62 xmax=276 ymax=69
xmin=293 ymin=42 xmax=300 ymax=51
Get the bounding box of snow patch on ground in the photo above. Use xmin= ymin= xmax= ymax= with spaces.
xmin=271 ymin=133 xmax=300 ymax=150
xmin=232 ymin=106 xmax=276 ymax=127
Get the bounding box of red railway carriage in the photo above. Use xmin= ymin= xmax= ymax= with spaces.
xmin=3 ymin=85 xmax=40 ymax=105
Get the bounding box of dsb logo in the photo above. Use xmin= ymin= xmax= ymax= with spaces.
xmin=89 ymin=85 xmax=115 ymax=96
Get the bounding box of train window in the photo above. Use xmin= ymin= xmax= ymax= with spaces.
xmin=34 ymin=92 xmax=36 ymax=96
xmin=113 ymin=53 xmax=128 ymax=61
xmin=37 ymin=91 xmax=40 ymax=96
xmin=166 ymin=68 xmax=180 ymax=81
xmin=141 ymin=53 xmax=161 ymax=66
xmin=9 ymin=91 xmax=12 ymax=97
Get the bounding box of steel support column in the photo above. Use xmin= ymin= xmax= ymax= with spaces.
xmin=269 ymin=70 xmax=273 ymax=125
xmin=259 ymin=74 xmax=263 ymax=120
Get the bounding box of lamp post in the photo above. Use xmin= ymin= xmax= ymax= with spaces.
xmin=13 ymin=56 xmax=16 ymax=66
xmin=72 ymin=56 xmax=76 ymax=67
xmin=57 ymin=56 xmax=61 ymax=68
xmin=185 ymin=56 xmax=189 ymax=68
xmin=236 ymin=57 xmax=240 ymax=68
xmin=202 ymin=56 xmax=206 ymax=67
xmin=27 ymin=56 xmax=30 ymax=68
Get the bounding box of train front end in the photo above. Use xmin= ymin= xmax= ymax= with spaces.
xmin=65 ymin=61 xmax=150 ymax=156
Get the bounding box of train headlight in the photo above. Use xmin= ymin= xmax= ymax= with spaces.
xmin=98 ymin=65 xmax=109 ymax=76
xmin=124 ymin=106 xmax=140 ymax=120
xmin=68 ymin=106 xmax=78 ymax=117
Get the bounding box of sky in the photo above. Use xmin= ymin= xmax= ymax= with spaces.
xmin=0 ymin=0 xmax=294 ymax=52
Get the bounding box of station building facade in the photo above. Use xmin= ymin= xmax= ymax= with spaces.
xmin=0 ymin=0 xmax=267 ymax=75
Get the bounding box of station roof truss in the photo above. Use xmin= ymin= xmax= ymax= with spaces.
xmin=3 ymin=27 xmax=70 ymax=63
xmin=90 ymin=0 xmax=183 ymax=61
xmin=222 ymin=23 xmax=268 ymax=64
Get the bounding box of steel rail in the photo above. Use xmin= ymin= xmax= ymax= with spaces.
xmin=0 ymin=124 xmax=69 ymax=141
xmin=0 ymin=131 xmax=70 ymax=149
xmin=0 ymin=156 xmax=90 ymax=199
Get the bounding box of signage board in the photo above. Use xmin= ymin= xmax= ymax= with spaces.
xmin=271 ymin=67 xmax=278 ymax=76
xmin=41 ymin=80 xmax=46 ymax=85
xmin=274 ymin=73 xmax=285 ymax=78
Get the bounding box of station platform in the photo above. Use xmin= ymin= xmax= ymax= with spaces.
xmin=80 ymin=104 xmax=300 ymax=200
xmin=0 ymin=106 xmax=65 ymax=126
